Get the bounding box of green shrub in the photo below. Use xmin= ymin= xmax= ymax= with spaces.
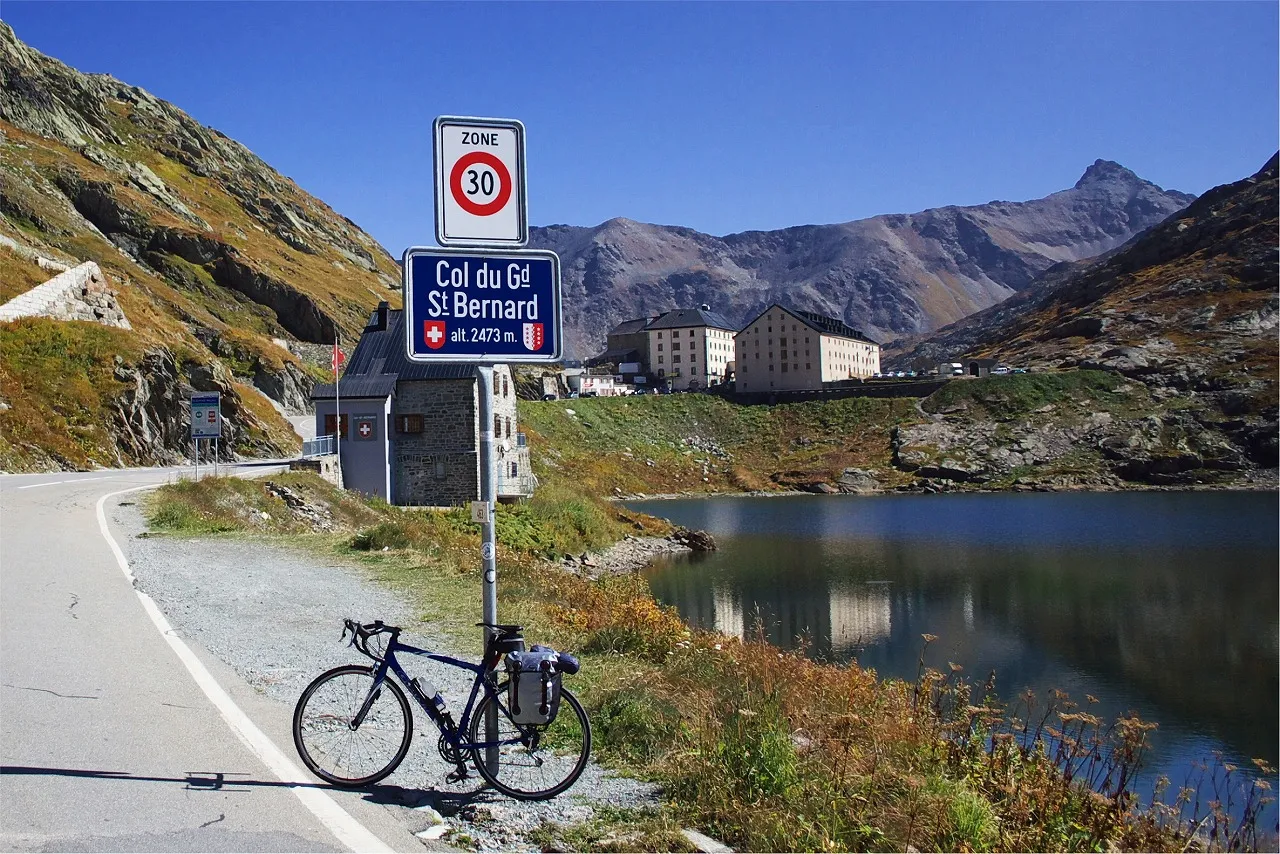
xmin=350 ymin=521 xmax=412 ymax=551
xmin=590 ymin=685 xmax=683 ymax=765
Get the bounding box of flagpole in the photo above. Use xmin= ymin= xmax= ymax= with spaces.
xmin=334 ymin=332 xmax=342 ymax=490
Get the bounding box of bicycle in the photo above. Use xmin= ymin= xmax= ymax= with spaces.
xmin=292 ymin=619 xmax=591 ymax=801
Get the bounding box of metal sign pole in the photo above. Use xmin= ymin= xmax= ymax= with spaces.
xmin=194 ymin=436 xmax=199 ymax=481
xmin=478 ymin=365 xmax=499 ymax=771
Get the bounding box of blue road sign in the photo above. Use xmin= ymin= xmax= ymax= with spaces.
xmin=403 ymin=247 xmax=561 ymax=363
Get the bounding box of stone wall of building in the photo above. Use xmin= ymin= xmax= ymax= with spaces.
xmin=392 ymin=378 xmax=479 ymax=506
xmin=0 ymin=261 xmax=131 ymax=327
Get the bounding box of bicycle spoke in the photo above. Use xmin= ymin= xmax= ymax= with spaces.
xmin=293 ymin=667 xmax=412 ymax=787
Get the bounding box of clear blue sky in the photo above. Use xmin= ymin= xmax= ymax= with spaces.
xmin=4 ymin=2 xmax=1277 ymax=256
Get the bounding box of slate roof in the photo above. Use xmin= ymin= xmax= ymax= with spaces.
xmin=792 ymin=309 xmax=877 ymax=344
xmin=646 ymin=307 xmax=737 ymax=331
xmin=312 ymin=374 xmax=398 ymax=400
xmin=606 ymin=317 xmax=653 ymax=337
xmin=737 ymin=303 xmax=878 ymax=345
xmin=309 ymin=304 xmax=481 ymax=400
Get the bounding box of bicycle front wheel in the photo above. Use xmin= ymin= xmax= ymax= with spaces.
xmin=293 ymin=665 xmax=413 ymax=787
xmin=468 ymin=682 xmax=591 ymax=800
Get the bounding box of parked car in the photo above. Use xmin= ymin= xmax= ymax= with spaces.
xmin=541 ymin=393 xmax=558 ymax=400
xmin=992 ymin=366 xmax=1011 ymax=376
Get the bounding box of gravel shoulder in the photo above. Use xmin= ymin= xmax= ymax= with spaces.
xmin=111 ymin=498 xmax=662 ymax=853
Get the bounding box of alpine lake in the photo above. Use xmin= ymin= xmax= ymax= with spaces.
xmin=628 ymin=490 xmax=1279 ymax=818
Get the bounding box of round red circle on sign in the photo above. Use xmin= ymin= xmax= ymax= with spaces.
xmin=449 ymin=151 xmax=512 ymax=217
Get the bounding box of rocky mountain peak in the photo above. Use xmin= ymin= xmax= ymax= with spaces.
xmin=1074 ymin=159 xmax=1146 ymax=190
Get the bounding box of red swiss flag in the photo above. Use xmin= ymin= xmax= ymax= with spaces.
xmin=424 ymin=320 xmax=447 ymax=350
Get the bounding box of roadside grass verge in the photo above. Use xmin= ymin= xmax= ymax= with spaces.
xmin=144 ymin=457 xmax=1274 ymax=851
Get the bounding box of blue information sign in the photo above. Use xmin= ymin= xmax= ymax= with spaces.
xmin=403 ymin=247 xmax=562 ymax=364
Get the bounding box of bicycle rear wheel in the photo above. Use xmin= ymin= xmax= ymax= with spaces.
xmin=293 ymin=665 xmax=413 ymax=787
xmin=468 ymin=682 xmax=591 ymax=800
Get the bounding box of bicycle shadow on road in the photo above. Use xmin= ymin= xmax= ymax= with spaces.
xmin=0 ymin=764 xmax=494 ymax=805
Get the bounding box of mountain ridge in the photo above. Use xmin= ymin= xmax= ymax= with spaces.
xmin=528 ymin=164 xmax=1194 ymax=359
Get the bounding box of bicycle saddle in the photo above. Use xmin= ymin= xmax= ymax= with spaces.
xmin=476 ymin=622 xmax=523 ymax=635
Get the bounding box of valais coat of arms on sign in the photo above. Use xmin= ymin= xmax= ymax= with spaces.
xmin=522 ymin=322 xmax=544 ymax=352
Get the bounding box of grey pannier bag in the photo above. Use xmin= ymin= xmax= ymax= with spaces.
xmin=505 ymin=645 xmax=576 ymax=725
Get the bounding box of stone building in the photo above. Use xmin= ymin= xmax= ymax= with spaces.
xmin=735 ymin=304 xmax=880 ymax=393
xmin=645 ymin=305 xmax=737 ymax=391
xmin=311 ymin=302 xmax=532 ymax=506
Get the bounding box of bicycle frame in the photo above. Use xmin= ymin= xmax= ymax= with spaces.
xmin=354 ymin=635 xmax=519 ymax=754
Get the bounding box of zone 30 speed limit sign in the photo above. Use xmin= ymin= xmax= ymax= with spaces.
xmin=434 ymin=116 xmax=528 ymax=248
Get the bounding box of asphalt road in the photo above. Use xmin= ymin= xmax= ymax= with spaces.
xmin=0 ymin=464 xmax=425 ymax=853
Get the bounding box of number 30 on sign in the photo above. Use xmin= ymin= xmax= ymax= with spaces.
xmin=435 ymin=116 xmax=527 ymax=248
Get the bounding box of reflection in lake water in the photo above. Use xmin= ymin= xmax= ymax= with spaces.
xmin=634 ymin=491 xmax=1279 ymax=810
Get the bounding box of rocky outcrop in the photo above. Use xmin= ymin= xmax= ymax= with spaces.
xmin=110 ymin=349 xmax=187 ymax=465
xmin=108 ymin=349 xmax=298 ymax=466
xmin=531 ymin=162 xmax=1193 ymax=359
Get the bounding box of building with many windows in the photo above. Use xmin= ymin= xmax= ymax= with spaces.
xmin=645 ymin=305 xmax=738 ymax=391
xmin=734 ymin=304 xmax=880 ymax=392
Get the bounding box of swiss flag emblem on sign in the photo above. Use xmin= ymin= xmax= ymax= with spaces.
xmin=523 ymin=323 xmax=544 ymax=352
xmin=423 ymin=321 xmax=447 ymax=350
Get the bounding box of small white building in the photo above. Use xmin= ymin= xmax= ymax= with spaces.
xmin=645 ymin=305 xmax=738 ymax=391
xmin=735 ymin=304 xmax=880 ymax=393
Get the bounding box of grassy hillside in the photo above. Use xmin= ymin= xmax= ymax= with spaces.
xmin=518 ymin=393 xmax=923 ymax=494
xmin=0 ymin=24 xmax=402 ymax=470
xmin=517 ymin=369 xmax=1272 ymax=496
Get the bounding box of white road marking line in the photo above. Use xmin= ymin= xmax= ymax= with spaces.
xmin=95 ymin=484 xmax=394 ymax=854
xmin=17 ymin=481 xmax=67 ymax=489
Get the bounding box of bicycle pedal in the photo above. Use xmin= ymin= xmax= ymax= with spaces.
xmin=446 ymin=768 xmax=470 ymax=784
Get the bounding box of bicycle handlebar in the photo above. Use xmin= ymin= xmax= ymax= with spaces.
xmin=342 ymin=618 xmax=400 ymax=661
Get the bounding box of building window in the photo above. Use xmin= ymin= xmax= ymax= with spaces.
xmin=435 ymin=459 xmax=446 ymax=479
xmin=673 ymin=342 xmax=680 ymax=351
xmin=806 ymin=363 xmax=811 ymax=370
xmin=505 ymin=417 xmax=512 ymax=439
xmin=395 ymin=414 xmax=423 ymax=434
xmin=768 ymin=326 xmax=772 ymax=332
xmin=502 ymin=375 xmax=509 ymax=397
xmin=805 ymin=337 xmax=809 ymax=343
xmin=658 ymin=343 xmax=663 ymax=351
xmin=780 ymin=337 xmax=787 ymax=346
xmin=689 ymin=330 xmax=694 ymax=337
xmin=782 ymin=363 xmax=788 ymax=373
xmin=658 ymin=332 xmax=663 ymax=338
xmin=494 ymin=416 xmax=501 ymax=438
xmin=754 ymin=353 xmax=759 ymax=360
xmin=658 ymin=355 xmax=664 ymax=364
xmin=324 ymin=413 xmax=349 ymax=438
xmin=510 ymin=461 xmax=518 ymax=478
xmin=769 ymin=364 xmax=774 ymax=371
xmin=673 ymin=355 xmax=681 ymax=363
xmin=690 ymin=352 xmax=696 ymax=362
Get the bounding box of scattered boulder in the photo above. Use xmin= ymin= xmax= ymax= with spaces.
xmin=671 ymin=526 xmax=717 ymax=551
